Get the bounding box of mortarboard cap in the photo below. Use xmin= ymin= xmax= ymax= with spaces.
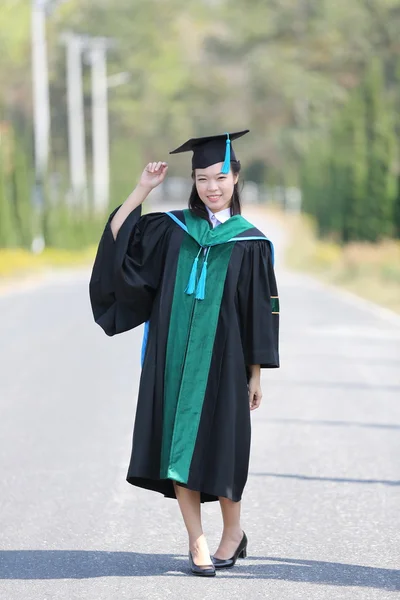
xmin=169 ymin=129 xmax=249 ymax=173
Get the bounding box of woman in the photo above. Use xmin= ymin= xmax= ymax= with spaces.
xmin=89 ymin=130 xmax=280 ymax=577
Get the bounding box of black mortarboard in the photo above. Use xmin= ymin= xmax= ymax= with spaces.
xmin=169 ymin=130 xmax=249 ymax=173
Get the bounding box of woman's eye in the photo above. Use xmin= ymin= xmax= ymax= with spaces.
xmin=218 ymin=177 xmax=226 ymax=181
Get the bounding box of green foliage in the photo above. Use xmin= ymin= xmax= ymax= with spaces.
xmin=0 ymin=148 xmax=16 ymax=247
xmin=11 ymin=130 xmax=34 ymax=247
xmin=394 ymin=177 xmax=400 ymax=238
xmin=1 ymin=0 xmax=400 ymax=248
xmin=301 ymin=57 xmax=398 ymax=243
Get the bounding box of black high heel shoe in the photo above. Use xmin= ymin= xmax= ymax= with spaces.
xmin=188 ymin=551 xmax=216 ymax=577
xmin=212 ymin=531 xmax=248 ymax=569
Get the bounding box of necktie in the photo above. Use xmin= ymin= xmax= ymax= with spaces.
xmin=211 ymin=214 xmax=220 ymax=228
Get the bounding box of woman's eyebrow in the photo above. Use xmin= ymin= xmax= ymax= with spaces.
xmin=196 ymin=173 xmax=226 ymax=177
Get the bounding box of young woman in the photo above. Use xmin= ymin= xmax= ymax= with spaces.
xmin=89 ymin=130 xmax=280 ymax=577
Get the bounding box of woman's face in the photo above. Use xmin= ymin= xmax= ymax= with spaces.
xmin=194 ymin=162 xmax=238 ymax=214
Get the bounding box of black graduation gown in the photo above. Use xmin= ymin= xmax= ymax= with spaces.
xmin=89 ymin=206 xmax=279 ymax=503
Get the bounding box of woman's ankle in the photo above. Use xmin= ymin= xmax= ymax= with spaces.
xmin=221 ymin=525 xmax=243 ymax=540
xmin=189 ymin=533 xmax=208 ymax=550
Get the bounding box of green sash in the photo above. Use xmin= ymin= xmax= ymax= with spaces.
xmin=160 ymin=210 xmax=266 ymax=483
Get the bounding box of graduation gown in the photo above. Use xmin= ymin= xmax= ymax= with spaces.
xmin=89 ymin=206 xmax=279 ymax=503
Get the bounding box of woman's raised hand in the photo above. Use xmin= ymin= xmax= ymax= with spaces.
xmin=139 ymin=162 xmax=168 ymax=191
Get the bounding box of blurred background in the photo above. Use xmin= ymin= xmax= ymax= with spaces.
xmin=0 ymin=0 xmax=400 ymax=308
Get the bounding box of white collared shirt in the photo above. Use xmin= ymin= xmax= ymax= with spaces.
xmin=206 ymin=206 xmax=232 ymax=228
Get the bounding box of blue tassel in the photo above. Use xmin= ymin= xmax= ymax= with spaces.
xmin=185 ymin=247 xmax=202 ymax=295
xmin=221 ymin=133 xmax=231 ymax=174
xmin=195 ymin=248 xmax=211 ymax=300
xmin=185 ymin=257 xmax=198 ymax=295
xmin=195 ymin=261 xmax=207 ymax=300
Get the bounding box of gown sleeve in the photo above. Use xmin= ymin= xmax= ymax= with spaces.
xmin=89 ymin=205 xmax=169 ymax=336
xmin=237 ymin=240 xmax=280 ymax=368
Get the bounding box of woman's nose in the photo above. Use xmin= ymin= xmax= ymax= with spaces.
xmin=207 ymin=181 xmax=218 ymax=191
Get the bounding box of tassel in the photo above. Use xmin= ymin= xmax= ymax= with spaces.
xmin=195 ymin=261 xmax=207 ymax=300
xmin=185 ymin=258 xmax=198 ymax=295
xmin=195 ymin=248 xmax=211 ymax=300
xmin=185 ymin=247 xmax=202 ymax=295
xmin=221 ymin=133 xmax=231 ymax=174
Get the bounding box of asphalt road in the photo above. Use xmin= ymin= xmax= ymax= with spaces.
xmin=0 ymin=205 xmax=399 ymax=600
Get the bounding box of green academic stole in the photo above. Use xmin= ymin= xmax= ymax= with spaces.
xmin=160 ymin=210 xmax=267 ymax=483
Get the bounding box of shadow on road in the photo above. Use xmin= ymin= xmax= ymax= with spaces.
xmin=0 ymin=551 xmax=398 ymax=590
xmin=249 ymin=472 xmax=400 ymax=486
xmin=266 ymin=418 xmax=400 ymax=431
xmin=275 ymin=380 xmax=400 ymax=392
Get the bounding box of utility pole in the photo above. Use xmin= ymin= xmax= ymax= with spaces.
xmin=61 ymin=32 xmax=88 ymax=206
xmin=31 ymin=0 xmax=51 ymax=193
xmin=31 ymin=0 xmax=70 ymax=250
xmin=86 ymin=38 xmax=113 ymax=213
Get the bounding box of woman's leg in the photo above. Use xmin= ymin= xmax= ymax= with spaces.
xmin=213 ymin=497 xmax=244 ymax=559
xmin=173 ymin=482 xmax=212 ymax=566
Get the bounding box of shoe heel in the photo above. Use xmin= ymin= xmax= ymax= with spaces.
xmin=239 ymin=547 xmax=247 ymax=559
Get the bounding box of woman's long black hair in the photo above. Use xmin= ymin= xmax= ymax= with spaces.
xmin=188 ymin=160 xmax=242 ymax=221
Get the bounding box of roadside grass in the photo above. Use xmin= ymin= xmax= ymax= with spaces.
xmin=284 ymin=213 xmax=400 ymax=314
xmin=0 ymin=247 xmax=96 ymax=279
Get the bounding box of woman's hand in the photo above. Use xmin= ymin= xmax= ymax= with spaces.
xmin=139 ymin=162 xmax=168 ymax=191
xmin=248 ymin=365 xmax=262 ymax=411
